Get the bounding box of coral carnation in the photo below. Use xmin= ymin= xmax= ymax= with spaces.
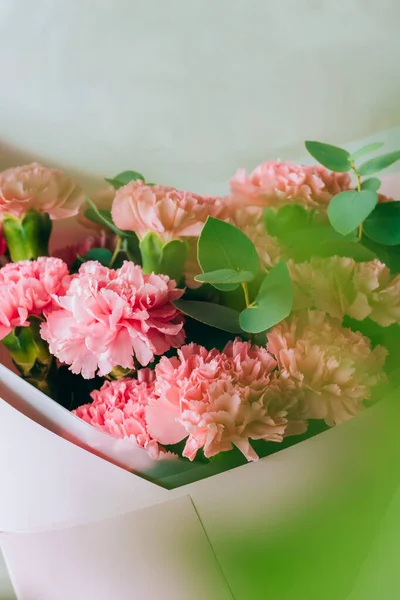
xmin=73 ymin=370 xmax=168 ymax=459
xmin=0 ymin=163 xmax=84 ymax=219
xmin=111 ymin=180 xmax=228 ymax=242
xmin=146 ymin=340 xmax=298 ymax=462
xmin=267 ymin=311 xmax=386 ymax=426
xmin=0 ymin=257 xmax=69 ymax=339
xmin=40 ymin=261 xmax=185 ymax=379
xmin=230 ymin=161 xmax=351 ymax=210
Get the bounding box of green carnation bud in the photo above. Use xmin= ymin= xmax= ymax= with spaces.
xmin=2 ymin=209 xmax=52 ymax=261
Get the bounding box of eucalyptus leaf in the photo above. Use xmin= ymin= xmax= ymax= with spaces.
xmin=122 ymin=233 xmax=141 ymax=263
xmin=358 ymin=151 xmax=400 ymax=176
xmin=239 ymin=262 xmax=293 ymax=333
xmin=194 ymin=269 xmax=254 ymax=285
xmin=105 ymin=170 xmax=145 ymax=189
xmin=174 ymin=300 xmax=243 ymax=334
xmin=84 ymin=198 xmax=123 ymax=235
xmin=160 ymin=240 xmax=188 ymax=282
xmin=349 ymin=142 xmax=384 ymax=161
xmin=305 ymin=141 xmax=351 ymax=172
xmin=264 ymin=204 xmax=311 ymax=237
xmin=360 ymin=178 xmax=381 ymax=192
xmin=83 ymin=248 xmax=113 ymax=266
xmin=139 ymin=232 xmax=163 ymax=274
xmin=328 ymin=189 xmax=378 ymax=235
xmin=363 ymin=202 xmax=400 ymax=246
xmin=198 ymin=217 xmax=259 ymax=291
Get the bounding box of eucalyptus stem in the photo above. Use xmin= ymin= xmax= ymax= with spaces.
xmin=352 ymin=163 xmax=363 ymax=239
xmin=109 ymin=236 xmax=122 ymax=267
xmin=241 ymin=282 xmax=251 ymax=308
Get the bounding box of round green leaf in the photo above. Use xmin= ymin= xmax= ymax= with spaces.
xmin=198 ymin=217 xmax=260 ymax=291
xmin=358 ymin=151 xmax=400 ymax=176
xmin=305 ymin=141 xmax=351 ymax=172
xmin=139 ymin=232 xmax=163 ymax=274
xmin=349 ymin=142 xmax=384 ymax=161
xmin=160 ymin=240 xmax=188 ymax=282
xmin=105 ymin=170 xmax=145 ymax=189
xmin=240 ymin=262 xmax=293 ymax=333
xmin=328 ymin=189 xmax=378 ymax=235
xmin=194 ymin=269 xmax=254 ymax=285
xmin=363 ymin=202 xmax=400 ymax=246
xmin=360 ymin=178 xmax=381 ymax=193
xmin=83 ymin=248 xmax=113 ymax=266
xmin=173 ymin=300 xmax=243 ymax=334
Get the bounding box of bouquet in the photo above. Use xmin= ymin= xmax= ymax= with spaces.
xmin=1 ymin=141 xmax=400 ymax=599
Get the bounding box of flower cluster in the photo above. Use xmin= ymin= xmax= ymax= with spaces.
xmin=267 ymin=311 xmax=387 ymax=426
xmin=289 ymin=257 xmax=400 ymax=326
xmin=40 ymin=261 xmax=185 ymax=378
xmin=0 ymin=257 xmax=69 ymax=339
xmin=112 ymin=180 xmax=228 ymax=242
xmin=230 ymin=161 xmax=352 ymax=210
xmin=0 ymin=163 xmax=84 ymax=220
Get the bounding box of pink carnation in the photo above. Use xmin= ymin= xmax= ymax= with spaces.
xmin=0 ymin=257 xmax=69 ymax=339
xmin=111 ymin=180 xmax=228 ymax=242
xmin=0 ymin=163 xmax=85 ymax=220
xmin=40 ymin=261 xmax=185 ymax=379
xmin=73 ymin=370 xmax=168 ymax=459
xmin=267 ymin=311 xmax=386 ymax=426
xmin=290 ymin=257 xmax=400 ymax=326
xmin=53 ymin=230 xmax=118 ymax=269
xmin=230 ymin=161 xmax=352 ymax=210
xmin=146 ymin=340 xmax=295 ymax=462
xmin=0 ymin=227 xmax=6 ymax=257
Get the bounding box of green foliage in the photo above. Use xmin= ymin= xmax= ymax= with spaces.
xmin=139 ymin=232 xmax=163 ymax=274
xmin=194 ymin=269 xmax=254 ymax=285
xmin=239 ymin=262 xmax=293 ymax=333
xmin=305 ymin=141 xmax=351 ymax=172
xmin=360 ymin=177 xmax=381 ymax=192
xmin=327 ymin=189 xmax=378 ymax=235
xmin=198 ymin=217 xmax=259 ymax=291
xmin=83 ymin=248 xmax=113 ymax=266
xmin=264 ymin=204 xmax=312 ymax=237
xmin=363 ymin=202 xmax=400 ymax=246
xmin=105 ymin=170 xmax=145 ymax=189
xmin=174 ymin=299 xmax=243 ymax=334
xmin=358 ymin=151 xmax=400 ymax=176
xmin=349 ymin=142 xmax=384 ymax=161
xmin=159 ymin=240 xmax=188 ymax=282
xmin=2 ymin=210 xmax=52 ymax=261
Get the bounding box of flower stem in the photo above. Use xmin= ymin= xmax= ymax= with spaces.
xmin=241 ymin=282 xmax=251 ymax=308
xmin=109 ymin=236 xmax=122 ymax=267
xmin=352 ymin=163 xmax=363 ymax=240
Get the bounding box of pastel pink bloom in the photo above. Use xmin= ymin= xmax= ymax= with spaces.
xmin=289 ymin=257 xmax=400 ymax=326
xmin=146 ymin=340 xmax=292 ymax=462
xmin=230 ymin=161 xmax=352 ymax=209
xmin=73 ymin=370 xmax=169 ymax=459
xmin=53 ymin=230 xmax=118 ymax=269
xmin=267 ymin=310 xmax=386 ymax=426
xmin=40 ymin=261 xmax=185 ymax=379
xmin=111 ymin=180 xmax=228 ymax=242
xmin=0 ymin=257 xmax=70 ymax=339
xmin=0 ymin=163 xmax=85 ymax=220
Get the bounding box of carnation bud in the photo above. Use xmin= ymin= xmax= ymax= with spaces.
xmin=2 ymin=209 xmax=52 ymax=261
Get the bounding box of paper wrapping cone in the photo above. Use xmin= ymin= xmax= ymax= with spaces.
xmin=1 ymin=364 xmax=400 ymax=600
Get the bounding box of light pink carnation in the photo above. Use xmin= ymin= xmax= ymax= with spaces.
xmin=73 ymin=370 xmax=168 ymax=459
xmin=53 ymin=230 xmax=118 ymax=269
xmin=40 ymin=261 xmax=185 ymax=379
xmin=0 ymin=163 xmax=85 ymax=220
xmin=0 ymin=257 xmax=70 ymax=339
xmin=267 ymin=311 xmax=386 ymax=426
xmin=111 ymin=180 xmax=228 ymax=242
xmin=230 ymin=161 xmax=352 ymax=210
xmin=146 ymin=340 xmax=296 ymax=462
xmin=289 ymin=257 xmax=400 ymax=326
